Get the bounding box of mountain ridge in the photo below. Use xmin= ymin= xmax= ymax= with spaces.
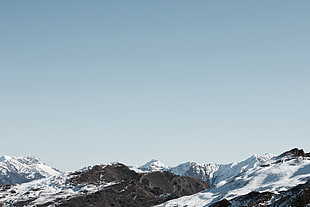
xmin=134 ymin=152 xmax=276 ymax=187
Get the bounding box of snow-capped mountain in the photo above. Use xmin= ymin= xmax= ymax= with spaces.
xmin=156 ymin=148 xmax=310 ymax=206
xmin=134 ymin=159 xmax=220 ymax=182
xmin=0 ymin=155 xmax=61 ymax=185
xmin=138 ymin=159 xmax=170 ymax=172
xmin=137 ymin=153 xmax=275 ymax=187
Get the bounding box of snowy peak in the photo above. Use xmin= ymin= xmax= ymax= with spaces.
xmin=0 ymin=155 xmax=61 ymax=184
xmin=138 ymin=159 xmax=170 ymax=172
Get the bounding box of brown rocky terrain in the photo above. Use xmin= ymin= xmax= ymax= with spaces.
xmin=60 ymin=163 xmax=208 ymax=207
xmin=12 ymin=163 xmax=209 ymax=207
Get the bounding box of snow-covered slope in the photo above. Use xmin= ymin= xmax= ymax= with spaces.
xmin=0 ymin=155 xmax=61 ymax=184
xmin=156 ymin=149 xmax=310 ymax=206
xmin=0 ymin=167 xmax=116 ymax=206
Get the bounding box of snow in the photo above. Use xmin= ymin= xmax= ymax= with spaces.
xmin=36 ymin=163 xmax=60 ymax=177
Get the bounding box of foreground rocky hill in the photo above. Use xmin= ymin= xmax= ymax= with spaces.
xmin=0 ymin=163 xmax=208 ymax=207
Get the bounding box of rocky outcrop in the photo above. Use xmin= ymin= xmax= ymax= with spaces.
xmin=280 ymin=148 xmax=310 ymax=158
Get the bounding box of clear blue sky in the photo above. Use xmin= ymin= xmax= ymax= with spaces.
xmin=1 ymin=1 xmax=309 ymax=171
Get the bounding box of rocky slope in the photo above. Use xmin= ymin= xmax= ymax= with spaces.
xmin=0 ymin=163 xmax=209 ymax=207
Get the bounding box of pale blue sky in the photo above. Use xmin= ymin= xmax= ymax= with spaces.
xmin=1 ymin=1 xmax=309 ymax=171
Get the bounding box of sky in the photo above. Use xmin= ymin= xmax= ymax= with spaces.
xmin=0 ymin=1 xmax=309 ymax=171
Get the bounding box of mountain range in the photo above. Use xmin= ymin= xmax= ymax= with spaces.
xmin=0 ymin=148 xmax=309 ymax=206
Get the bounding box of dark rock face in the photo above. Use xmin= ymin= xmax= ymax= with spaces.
xmin=209 ymin=199 xmax=231 ymax=207
xmin=271 ymin=179 xmax=310 ymax=207
xmin=141 ymin=171 xmax=208 ymax=198
xmin=39 ymin=163 xmax=209 ymax=207
xmin=69 ymin=163 xmax=139 ymax=185
xmin=231 ymin=191 xmax=274 ymax=206
xmin=280 ymin=148 xmax=310 ymax=158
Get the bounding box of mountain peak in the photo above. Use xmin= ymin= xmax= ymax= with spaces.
xmin=0 ymin=155 xmax=61 ymax=185
xmin=139 ymin=159 xmax=169 ymax=172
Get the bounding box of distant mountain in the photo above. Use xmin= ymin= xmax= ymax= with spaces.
xmin=0 ymin=163 xmax=208 ymax=207
xmin=156 ymin=148 xmax=310 ymax=206
xmin=0 ymin=155 xmax=61 ymax=185
xmin=137 ymin=159 xmax=170 ymax=172
xmin=136 ymin=153 xmax=275 ymax=187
